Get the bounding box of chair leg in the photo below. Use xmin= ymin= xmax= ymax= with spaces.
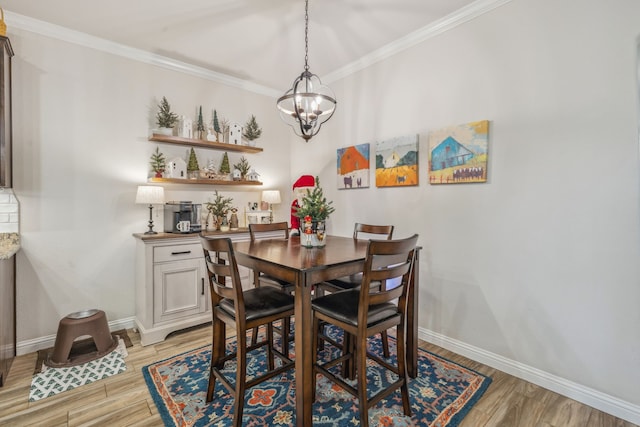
xmin=356 ymin=333 xmax=370 ymax=427
xmin=251 ymin=327 xmax=259 ymax=345
xmin=233 ymin=338 xmax=248 ymax=427
xmin=380 ymin=330 xmax=390 ymax=358
xmin=207 ymin=317 xmax=225 ymax=402
xmin=396 ymin=323 xmax=411 ymax=416
xmin=282 ymin=317 xmax=291 ymax=357
xmin=266 ymin=323 xmax=275 ymax=371
xmin=311 ymin=315 xmax=320 ymax=402
xmin=317 ymin=320 xmax=325 ymax=352
xmin=206 ymin=363 xmax=217 ymax=403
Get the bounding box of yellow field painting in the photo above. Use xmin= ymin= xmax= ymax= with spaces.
xmin=375 ymin=165 xmax=418 ymax=187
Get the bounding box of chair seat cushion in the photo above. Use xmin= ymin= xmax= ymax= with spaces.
xmin=324 ymin=274 xmax=383 ymax=292
xmin=325 ymin=273 xmax=363 ymax=290
xmin=219 ymin=287 xmax=294 ymax=322
xmin=311 ymin=290 xmax=398 ymax=327
xmin=260 ymin=274 xmax=295 ymax=290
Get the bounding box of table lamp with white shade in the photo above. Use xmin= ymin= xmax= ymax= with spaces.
xmin=136 ymin=185 xmax=165 ymax=234
xmin=261 ymin=190 xmax=281 ymax=223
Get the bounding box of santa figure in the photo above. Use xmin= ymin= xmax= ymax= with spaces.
xmin=290 ymin=175 xmax=315 ymax=235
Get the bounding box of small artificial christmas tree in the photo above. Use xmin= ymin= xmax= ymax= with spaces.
xmin=212 ymin=109 xmax=221 ymax=142
xmin=156 ymin=96 xmax=178 ymax=129
xmin=242 ymin=115 xmax=262 ymax=142
xmin=233 ymin=156 xmax=251 ymax=179
xmin=187 ymin=147 xmax=200 ymax=178
xmin=293 ymin=176 xmax=335 ymax=221
xmin=219 ymin=152 xmax=231 ymax=175
xmin=196 ymin=106 xmax=206 ymax=138
xmin=149 ymin=147 xmax=166 ymax=177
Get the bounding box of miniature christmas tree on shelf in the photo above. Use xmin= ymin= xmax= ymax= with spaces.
xmin=196 ymin=106 xmax=206 ymax=139
xmin=150 ymin=147 xmax=166 ymax=178
xmin=243 ymin=115 xmax=262 ymax=144
xmin=212 ymin=109 xmax=221 ymax=142
xmin=219 ymin=152 xmax=231 ymax=175
xmin=187 ymin=148 xmax=200 ymax=179
xmin=233 ymin=156 xmax=251 ymax=180
xmin=156 ymin=96 xmax=178 ymax=132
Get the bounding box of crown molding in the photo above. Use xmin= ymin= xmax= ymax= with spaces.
xmin=323 ymin=0 xmax=514 ymax=84
xmin=4 ymin=11 xmax=281 ymax=98
xmin=4 ymin=0 xmax=512 ymax=99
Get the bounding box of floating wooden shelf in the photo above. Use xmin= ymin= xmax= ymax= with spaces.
xmin=149 ymin=177 xmax=263 ymax=186
xmin=149 ymin=134 xmax=263 ymax=153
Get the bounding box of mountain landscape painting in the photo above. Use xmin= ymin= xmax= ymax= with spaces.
xmin=337 ymin=143 xmax=370 ymax=189
xmin=375 ymin=135 xmax=419 ymax=187
xmin=428 ymin=120 xmax=489 ymax=184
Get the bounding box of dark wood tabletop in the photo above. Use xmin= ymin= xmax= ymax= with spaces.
xmin=232 ymin=235 xmax=419 ymax=427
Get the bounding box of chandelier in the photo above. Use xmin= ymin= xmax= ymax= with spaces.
xmin=276 ymin=0 xmax=336 ymax=142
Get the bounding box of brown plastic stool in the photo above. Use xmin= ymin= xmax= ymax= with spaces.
xmin=46 ymin=309 xmax=117 ymax=368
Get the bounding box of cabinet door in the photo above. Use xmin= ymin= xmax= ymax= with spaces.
xmin=153 ymin=258 xmax=207 ymax=324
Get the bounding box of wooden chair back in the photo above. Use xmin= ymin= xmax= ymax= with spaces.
xmin=358 ymin=234 xmax=418 ymax=320
xmin=201 ymin=237 xmax=245 ymax=315
xmin=249 ymin=221 xmax=289 ymax=241
xmin=353 ymin=223 xmax=394 ymax=241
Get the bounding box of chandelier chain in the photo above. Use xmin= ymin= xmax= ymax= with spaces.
xmin=304 ymin=0 xmax=309 ymax=71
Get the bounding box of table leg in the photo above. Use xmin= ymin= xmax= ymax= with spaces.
xmin=295 ymin=272 xmax=313 ymax=427
xmin=406 ymin=248 xmax=420 ymax=378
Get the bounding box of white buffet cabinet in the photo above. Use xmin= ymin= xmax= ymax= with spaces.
xmin=134 ymin=231 xmax=252 ymax=346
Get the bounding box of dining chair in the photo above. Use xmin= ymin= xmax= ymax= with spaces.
xmin=311 ymin=234 xmax=418 ymax=427
xmin=248 ymin=222 xmax=296 ymax=348
xmin=248 ymin=222 xmax=295 ymax=294
xmin=315 ymin=222 xmax=394 ymax=356
xmin=201 ymin=236 xmax=294 ymax=427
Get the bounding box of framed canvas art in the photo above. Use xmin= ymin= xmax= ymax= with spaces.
xmin=337 ymin=143 xmax=370 ymax=189
xmin=375 ymin=135 xmax=418 ymax=187
xmin=428 ymin=120 xmax=489 ymax=184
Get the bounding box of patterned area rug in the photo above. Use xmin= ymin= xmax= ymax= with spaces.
xmin=29 ymin=338 xmax=128 ymax=401
xmin=143 ymin=327 xmax=491 ymax=427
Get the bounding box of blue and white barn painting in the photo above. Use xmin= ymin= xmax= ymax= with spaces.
xmin=430 ymin=136 xmax=474 ymax=171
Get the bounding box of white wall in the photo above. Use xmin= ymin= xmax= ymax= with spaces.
xmin=294 ymin=0 xmax=640 ymax=419
xmin=10 ymin=28 xmax=292 ymax=346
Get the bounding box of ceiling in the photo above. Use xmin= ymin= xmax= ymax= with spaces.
xmin=3 ymin=0 xmax=483 ymax=92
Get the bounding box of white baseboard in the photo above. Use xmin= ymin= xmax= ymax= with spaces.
xmin=16 ymin=316 xmax=136 ymax=356
xmin=419 ymin=327 xmax=640 ymax=425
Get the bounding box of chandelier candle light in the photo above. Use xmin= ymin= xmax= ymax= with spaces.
xmin=135 ymin=185 xmax=165 ymax=234
xmin=276 ymin=0 xmax=336 ymax=141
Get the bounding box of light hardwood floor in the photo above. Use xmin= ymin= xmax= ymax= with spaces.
xmin=0 ymin=325 xmax=635 ymax=427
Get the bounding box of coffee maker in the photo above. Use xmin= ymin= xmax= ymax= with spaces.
xmin=164 ymin=201 xmax=202 ymax=233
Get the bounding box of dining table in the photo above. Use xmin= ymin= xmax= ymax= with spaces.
xmin=232 ymin=234 xmax=420 ymax=427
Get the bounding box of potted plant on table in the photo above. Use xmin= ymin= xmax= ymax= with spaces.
xmin=293 ymin=176 xmax=335 ymax=247
xmin=206 ymin=191 xmax=234 ymax=231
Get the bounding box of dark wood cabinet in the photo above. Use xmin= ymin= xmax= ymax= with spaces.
xmin=0 ymin=36 xmax=12 ymax=188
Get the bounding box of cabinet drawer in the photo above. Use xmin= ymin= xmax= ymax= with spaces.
xmin=154 ymin=243 xmax=202 ymax=263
